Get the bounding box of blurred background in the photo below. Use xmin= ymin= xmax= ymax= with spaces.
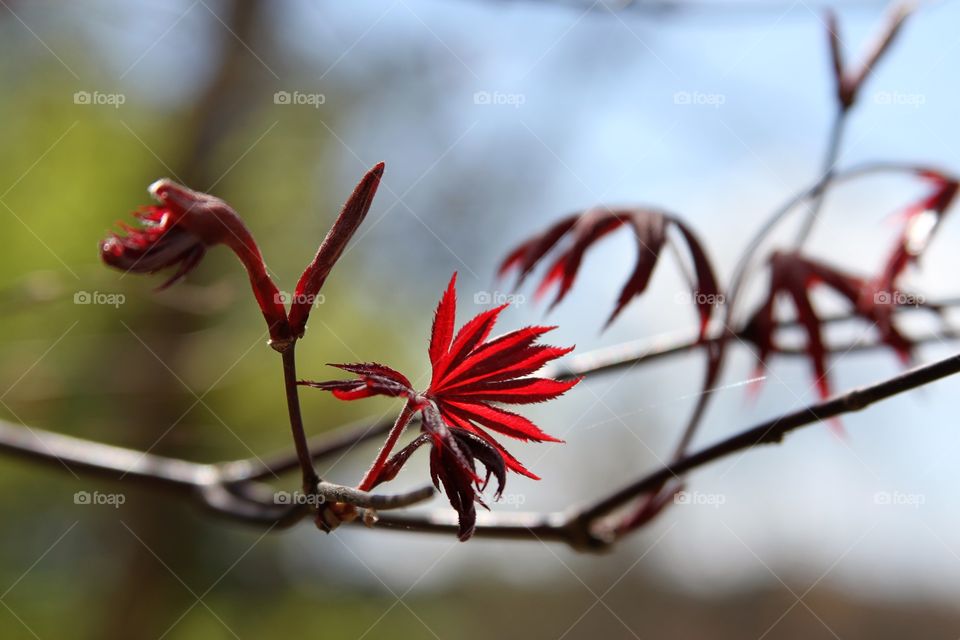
xmin=1 ymin=0 xmax=959 ymax=638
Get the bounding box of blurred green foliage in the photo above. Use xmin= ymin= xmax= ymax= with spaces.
xmin=0 ymin=11 xmax=425 ymax=638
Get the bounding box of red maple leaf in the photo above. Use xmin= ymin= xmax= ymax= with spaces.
xmin=744 ymin=171 xmax=957 ymax=403
xmin=498 ymin=208 xmax=720 ymax=336
xmin=742 ymin=250 xmax=931 ymax=401
xmin=300 ymin=272 xmax=579 ymax=540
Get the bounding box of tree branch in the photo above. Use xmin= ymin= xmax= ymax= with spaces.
xmin=573 ymin=350 xmax=960 ymax=525
xmin=361 ymin=348 xmax=960 ymax=548
xmin=1 ymin=313 xmax=958 ymax=548
xmin=0 ymin=418 xmax=434 ymax=527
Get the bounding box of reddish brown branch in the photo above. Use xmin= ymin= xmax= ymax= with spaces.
xmin=0 ymin=319 xmax=958 ymax=549
xmin=280 ymin=346 xmax=320 ymax=496
xmin=574 ymin=350 xmax=960 ymax=525
xmin=0 ymin=419 xmax=434 ymax=526
xmin=367 ymin=348 xmax=960 ymax=547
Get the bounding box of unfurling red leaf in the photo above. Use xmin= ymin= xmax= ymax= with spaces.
xmin=289 ymin=162 xmax=385 ymax=337
xmin=422 ymin=403 xmax=507 ymax=540
xmin=100 ymin=179 xmax=291 ymax=345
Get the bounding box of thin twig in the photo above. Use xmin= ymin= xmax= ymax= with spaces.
xmin=576 ymin=349 xmax=960 ymax=524
xmin=0 ymin=419 xmax=434 ymax=524
xmin=280 ymin=346 xmax=320 ymax=495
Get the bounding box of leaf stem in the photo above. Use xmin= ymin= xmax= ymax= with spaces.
xmin=794 ymin=108 xmax=848 ymax=248
xmin=357 ymin=402 xmax=416 ymax=491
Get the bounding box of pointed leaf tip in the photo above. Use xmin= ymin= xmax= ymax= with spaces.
xmin=429 ymin=273 xmax=459 ymax=368
xmin=289 ymin=164 xmax=385 ymax=336
xmin=825 ymin=10 xmax=844 ymax=87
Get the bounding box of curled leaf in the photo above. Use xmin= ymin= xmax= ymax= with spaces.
xmin=499 ymin=208 xmax=720 ymax=337
xmin=101 ymin=179 xmax=291 ymax=345
xmin=423 ymin=404 xmax=507 ymax=540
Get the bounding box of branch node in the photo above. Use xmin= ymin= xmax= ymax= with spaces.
xmin=563 ymin=514 xmax=616 ymax=553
